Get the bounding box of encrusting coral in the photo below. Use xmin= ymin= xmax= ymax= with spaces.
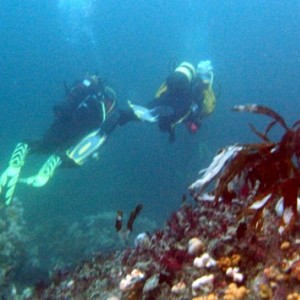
xmin=0 ymin=198 xmax=28 ymax=297
xmin=223 ymin=283 xmax=249 ymax=300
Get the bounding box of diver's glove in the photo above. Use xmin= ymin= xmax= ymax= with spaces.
xmin=0 ymin=143 xmax=29 ymax=205
xmin=66 ymin=129 xmax=107 ymax=166
xmin=128 ymin=101 xmax=159 ymax=123
xmin=19 ymin=155 xmax=62 ymax=187
xmin=197 ymin=60 xmax=214 ymax=86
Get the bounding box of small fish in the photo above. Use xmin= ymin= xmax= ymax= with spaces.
xmin=115 ymin=204 xmax=143 ymax=243
xmin=115 ymin=211 xmax=123 ymax=232
xmin=181 ymin=194 xmax=187 ymax=204
xmin=127 ymin=204 xmax=143 ymax=232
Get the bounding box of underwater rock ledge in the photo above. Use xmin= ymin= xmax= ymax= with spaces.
xmin=22 ymin=196 xmax=300 ymax=300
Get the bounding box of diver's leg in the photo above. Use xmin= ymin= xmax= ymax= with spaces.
xmin=19 ymin=127 xmax=107 ymax=187
xmin=18 ymin=123 xmax=65 ymax=188
xmin=0 ymin=143 xmax=29 ymax=205
xmin=19 ymin=124 xmax=109 ymax=187
xmin=18 ymin=117 xmax=76 ymax=187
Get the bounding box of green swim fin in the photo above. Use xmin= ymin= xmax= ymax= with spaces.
xmin=0 ymin=143 xmax=29 ymax=205
xmin=19 ymin=155 xmax=61 ymax=187
xmin=66 ymin=129 xmax=107 ymax=165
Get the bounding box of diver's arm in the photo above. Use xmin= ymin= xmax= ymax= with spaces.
xmin=118 ymin=109 xmax=139 ymax=125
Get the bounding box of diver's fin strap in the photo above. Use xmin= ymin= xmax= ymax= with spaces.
xmin=66 ymin=130 xmax=107 ymax=165
xmin=0 ymin=143 xmax=29 ymax=205
xmin=19 ymin=155 xmax=62 ymax=188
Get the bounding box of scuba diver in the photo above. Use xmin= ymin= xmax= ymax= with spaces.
xmin=128 ymin=60 xmax=216 ymax=142
xmin=0 ymin=74 xmax=122 ymax=205
xmin=0 ymin=62 xmax=215 ymax=206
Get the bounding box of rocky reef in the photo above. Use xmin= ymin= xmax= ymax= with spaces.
xmin=26 ymin=104 xmax=300 ymax=299
xmin=0 ymin=198 xmax=28 ymax=298
xmin=25 ymin=195 xmax=300 ymax=300
xmin=6 ymin=104 xmax=300 ymax=299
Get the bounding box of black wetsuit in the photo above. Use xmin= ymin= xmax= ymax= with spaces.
xmin=146 ymin=71 xmax=207 ymax=141
xmin=29 ymin=76 xmax=120 ymax=158
xmin=115 ymin=71 xmax=207 ymax=139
